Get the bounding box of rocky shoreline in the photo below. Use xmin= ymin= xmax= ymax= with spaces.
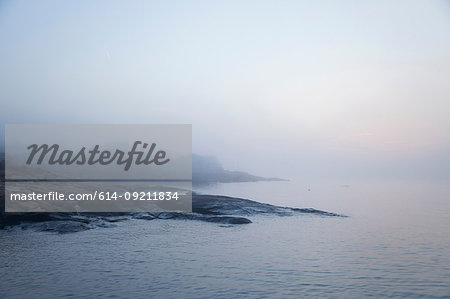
xmin=0 ymin=194 xmax=345 ymax=233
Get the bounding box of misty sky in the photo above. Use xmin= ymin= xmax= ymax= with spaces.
xmin=1 ymin=0 xmax=449 ymax=179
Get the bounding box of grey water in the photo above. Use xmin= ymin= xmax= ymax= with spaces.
xmin=1 ymin=179 xmax=450 ymax=298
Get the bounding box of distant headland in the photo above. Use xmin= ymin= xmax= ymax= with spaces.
xmin=192 ymin=154 xmax=286 ymax=185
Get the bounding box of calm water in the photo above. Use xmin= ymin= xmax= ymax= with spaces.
xmin=1 ymin=179 xmax=449 ymax=298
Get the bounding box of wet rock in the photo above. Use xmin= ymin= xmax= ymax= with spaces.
xmin=203 ymin=216 xmax=252 ymax=224
xmin=192 ymin=194 xmax=345 ymax=217
xmin=0 ymin=194 xmax=345 ymax=233
xmin=290 ymin=207 xmax=342 ymax=217
xmin=23 ymin=221 xmax=93 ymax=233
xmin=131 ymin=213 xmax=156 ymax=220
xmin=100 ymin=216 xmax=130 ymax=223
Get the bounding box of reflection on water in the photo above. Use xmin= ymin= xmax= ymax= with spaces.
xmin=1 ymin=179 xmax=449 ymax=298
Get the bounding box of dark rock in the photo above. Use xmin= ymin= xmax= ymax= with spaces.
xmin=192 ymin=194 xmax=345 ymax=217
xmin=100 ymin=216 xmax=130 ymax=223
xmin=203 ymin=216 xmax=252 ymax=224
xmin=132 ymin=213 xmax=156 ymax=220
xmin=290 ymin=207 xmax=343 ymax=217
xmin=0 ymin=194 xmax=345 ymax=233
xmin=23 ymin=221 xmax=93 ymax=233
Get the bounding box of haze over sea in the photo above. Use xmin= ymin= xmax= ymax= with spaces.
xmin=1 ymin=1 xmax=450 ymax=297
xmin=1 ymin=178 xmax=449 ymax=298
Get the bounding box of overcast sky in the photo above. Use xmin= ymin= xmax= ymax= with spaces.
xmin=1 ymin=0 xmax=449 ymax=179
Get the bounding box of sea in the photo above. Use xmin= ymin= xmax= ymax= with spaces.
xmin=1 ymin=178 xmax=449 ymax=298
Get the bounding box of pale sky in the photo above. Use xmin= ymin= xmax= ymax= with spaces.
xmin=1 ymin=0 xmax=449 ymax=179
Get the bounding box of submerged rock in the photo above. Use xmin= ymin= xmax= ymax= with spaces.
xmin=0 ymin=194 xmax=345 ymax=233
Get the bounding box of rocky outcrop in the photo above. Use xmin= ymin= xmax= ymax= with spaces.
xmin=0 ymin=194 xmax=345 ymax=233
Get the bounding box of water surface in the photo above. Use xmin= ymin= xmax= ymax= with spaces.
xmin=1 ymin=179 xmax=449 ymax=298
